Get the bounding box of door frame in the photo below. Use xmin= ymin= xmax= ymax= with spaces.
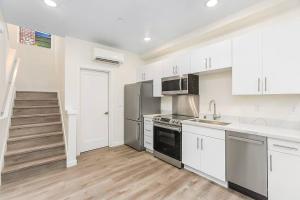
xmin=78 ymin=67 xmax=112 ymax=155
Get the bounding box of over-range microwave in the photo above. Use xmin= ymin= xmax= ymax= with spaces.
xmin=161 ymin=74 xmax=199 ymax=95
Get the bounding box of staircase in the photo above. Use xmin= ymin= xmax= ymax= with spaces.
xmin=1 ymin=91 xmax=66 ymax=184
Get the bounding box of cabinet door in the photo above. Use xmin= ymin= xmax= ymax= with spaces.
xmin=162 ymin=58 xmax=176 ymax=78
xmin=190 ymin=47 xmax=207 ymax=73
xmin=232 ymin=31 xmax=263 ymax=95
xmin=137 ymin=65 xmax=153 ymax=82
xmin=207 ymin=40 xmax=232 ymax=70
xmin=268 ymin=151 xmax=300 ymax=200
xmin=152 ymin=61 xmax=163 ymax=97
xmin=182 ymin=132 xmax=201 ymax=170
xmin=262 ymin=19 xmax=300 ymax=94
xmin=175 ymin=54 xmax=190 ymax=75
xmin=201 ymin=136 xmax=225 ymax=181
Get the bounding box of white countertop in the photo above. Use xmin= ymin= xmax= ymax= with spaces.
xmin=143 ymin=114 xmax=161 ymax=119
xmin=182 ymin=117 xmax=300 ymax=143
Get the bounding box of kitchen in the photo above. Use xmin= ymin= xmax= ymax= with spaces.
xmin=0 ymin=0 xmax=300 ymax=199
xmin=124 ymin=4 xmax=300 ymax=200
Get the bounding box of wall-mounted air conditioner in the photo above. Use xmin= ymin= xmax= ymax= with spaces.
xmin=93 ymin=48 xmax=124 ymax=65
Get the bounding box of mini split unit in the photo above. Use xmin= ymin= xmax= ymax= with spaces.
xmin=93 ymin=48 xmax=125 ymax=65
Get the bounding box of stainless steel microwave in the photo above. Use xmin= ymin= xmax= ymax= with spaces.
xmin=161 ymin=74 xmax=199 ymax=95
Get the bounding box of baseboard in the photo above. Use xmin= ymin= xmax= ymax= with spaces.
xmin=67 ymin=159 xmax=77 ymax=168
xmin=110 ymin=141 xmax=124 ymax=147
xmin=184 ymin=165 xmax=228 ymax=188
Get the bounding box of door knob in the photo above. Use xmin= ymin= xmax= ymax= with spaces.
xmin=104 ymin=112 xmax=109 ymax=115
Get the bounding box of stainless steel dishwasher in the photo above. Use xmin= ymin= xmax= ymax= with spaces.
xmin=226 ymin=131 xmax=267 ymax=200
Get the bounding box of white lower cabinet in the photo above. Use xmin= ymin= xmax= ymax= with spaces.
xmin=182 ymin=132 xmax=201 ymax=170
xmin=144 ymin=118 xmax=154 ymax=151
xmin=268 ymin=139 xmax=300 ymax=200
xmin=182 ymin=125 xmax=226 ymax=183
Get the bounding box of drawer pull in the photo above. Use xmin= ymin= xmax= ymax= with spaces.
xmin=273 ymin=144 xmax=298 ymax=151
xmin=145 ymin=129 xmax=152 ymax=132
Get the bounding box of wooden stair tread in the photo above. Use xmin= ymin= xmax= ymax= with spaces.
xmin=15 ymin=99 xmax=58 ymax=101
xmin=14 ymin=105 xmax=59 ymax=109
xmin=12 ymin=113 xmax=60 ymax=119
xmin=10 ymin=122 xmax=62 ymax=129
xmin=2 ymin=154 xmax=66 ymax=174
xmin=8 ymin=132 xmax=63 ymax=142
xmin=5 ymin=142 xmax=65 ymax=156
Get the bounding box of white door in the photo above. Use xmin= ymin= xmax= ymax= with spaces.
xmin=182 ymin=132 xmax=201 ymax=170
xmin=268 ymin=151 xmax=300 ymax=200
xmin=232 ymin=31 xmax=263 ymax=95
xmin=80 ymin=69 xmax=109 ymax=152
xmin=262 ymin=19 xmax=300 ymax=94
xmin=200 ymin=136 xmax=226 ymax=181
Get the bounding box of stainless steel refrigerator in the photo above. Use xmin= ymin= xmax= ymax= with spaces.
xmin=124 ymin=81 xmax=161 ymax=151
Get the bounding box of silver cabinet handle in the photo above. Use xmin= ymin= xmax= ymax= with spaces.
xmin=264 ymin=77 xmax=267 ymax=92
xmin=228 ymin=135 xmax=264 ymax=145
xmin=197 ymin=137 xmax=199 ymax=150
xmin=201 ymin=138 xmax=203 ymax=150
xmin=273 ymin=144 xmax=298 ymax=151
xmin=209 ymin=57 xmax=212 ymax=68
xmin=270 ymin=154 xmax=273 ymax=172
xmin=176 ymin=66 xmax=179 ymax=74
xmin=258 ymin=78 xmax=260 ymax=92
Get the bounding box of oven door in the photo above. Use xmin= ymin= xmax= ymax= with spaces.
xmin=153 ymin=123 xmax=181 ymax=161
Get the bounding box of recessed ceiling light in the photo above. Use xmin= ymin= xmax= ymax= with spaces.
xmin=144 ymin=37 xmax=151 ymax=42
xmin=206 ymin=0 xmax=218 ymax=7
xmin=44 ymin=0 xmax=57 ymax=7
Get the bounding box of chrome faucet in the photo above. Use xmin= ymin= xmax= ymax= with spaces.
xmin=209 ymin=99 xmax=220 ymax=120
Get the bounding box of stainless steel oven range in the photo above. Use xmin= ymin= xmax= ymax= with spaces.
xmin=153 ymin=114 xmax=194 ymax=168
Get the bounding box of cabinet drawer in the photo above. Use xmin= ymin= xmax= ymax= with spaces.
xmin=144 ymin=129 xmax=153 ymax=137
xmin=144 ymin=123 xmax=153 ymax=132
xmin=144 ymin=135 xmax=153 ymax=150
xmin=144 ymin=118 xmax=153 ymax=124
xmin=182 ymin=125 xmax=225 ymax=140
xmin=268 ymin=138 xmax=300 ymax=156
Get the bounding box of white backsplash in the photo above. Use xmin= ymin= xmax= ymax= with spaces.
xmin=161 ymin=70 xmax=300 ymax=126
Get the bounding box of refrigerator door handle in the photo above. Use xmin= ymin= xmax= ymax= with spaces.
xmin=137 ymin=95 xmax=141 ymax=120
xmin=137 ymin=123 xmax=140 ymax=142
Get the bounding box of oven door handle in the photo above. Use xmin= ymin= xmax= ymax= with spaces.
xmin=154 ymin=123 xmax=181 ymax=132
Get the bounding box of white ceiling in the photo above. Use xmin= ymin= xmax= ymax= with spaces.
xmin=0 ymin=0 xmax=266 ymax=54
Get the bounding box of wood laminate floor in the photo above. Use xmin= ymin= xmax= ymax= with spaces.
xmin=0 ymin=145 xmax=251 ymax=200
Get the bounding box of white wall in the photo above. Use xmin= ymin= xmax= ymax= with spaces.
xmin=158 ymin=8 xmax=300 ymax=122
xmin=64 ymin=37 xmax=144 ymax=154
xmin=0 ymin=11 xmax=9 ymax=110
xmin=7 ymin=24 xmax=58 ymax=91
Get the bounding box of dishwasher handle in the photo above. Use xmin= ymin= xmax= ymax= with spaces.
xmin=228 ymin=135 xmax=265 ymax=145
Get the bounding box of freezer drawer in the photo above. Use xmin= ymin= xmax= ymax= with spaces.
xmin=226 ymin=131 xmax=267 ymax=200
xmin=124 ymin=120 xmax=143 ymax=151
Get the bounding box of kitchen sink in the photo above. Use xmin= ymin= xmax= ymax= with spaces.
xmin=190 ymin=119 xmax=231 ymax=126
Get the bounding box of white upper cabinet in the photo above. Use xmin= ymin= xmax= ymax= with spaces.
xmin=190 ymin=40 xmax=232 ymax=73
xmin=162 ymin=54 xmax=190 ymax=77
xmin=152 ymin=61 xmax=163 ymax=97
xmin=262 ymin=19 xmax=300 ymax=94
xmin=232 ymin=31 xmax=263 ymax=95
xmin=232 ymin=19 xmax=300 ymax=95
xmin=137 ymin=64 xmax=154 ymax=82
xmin=190 ymin=47 xmax=207 ymax=73
xmin=206 ymin=40 xmax=232 ymax=70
